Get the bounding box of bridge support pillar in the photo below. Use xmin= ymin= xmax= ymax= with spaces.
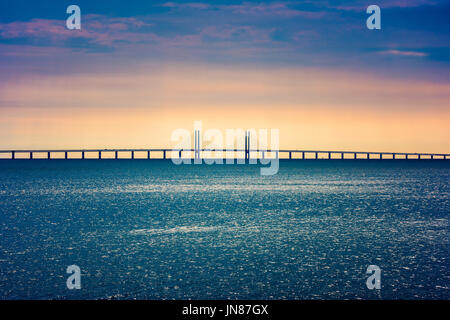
xmin=99 ymin=151 xmax=102 ymax=160
xmin=147 ymin=151 xmax=151 ymax=159
xmin=179 ymin=150 xmax=182 ymax=159
xmin=30 ymin=152 xmax=33 ymax=160
xmin=353 ymin=153 xmax=356 ymax=159
xmin=328 ymin=152 xmax=331 ymax=160
xmin=82 ymin=151 xmax=85 ymax=159
xmin=115 ymin=151 xmax=118 ymax=159
xmin=302 ymin=151 xmax=305 ymax=160
xmin=244 ymin=131 xmax=250 ymax=162
xmin=289 ymin=151 xmax=292 ymax=159
xmin=315 ymin=152 xmax=318 ymax=160
xmin=47 ymin=152 xmax=50 ymax=159
xmin=341 ymin=153 xmax=344 ymax=159
xmin=431 ymin=155 xmax=434 ymax=160
xmin=163 ymin=150 xmax=166 ymax=159
xmin=194 ymin=130 xmax=200 ymax=160
xmin=12 ymin=151 xmax=15 ymax=159
xmin=64 ymin=152 xmax=68 ymax=160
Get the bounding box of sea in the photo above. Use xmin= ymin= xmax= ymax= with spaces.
xmin=0 ymin=160 xmax=448 ymax=299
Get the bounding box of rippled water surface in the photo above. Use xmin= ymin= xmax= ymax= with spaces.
xmin=0 ymin=160 xmax=449 ymax=299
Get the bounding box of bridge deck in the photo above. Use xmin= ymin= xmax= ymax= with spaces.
xmin=0 ymin=149 xmax=448 ymax=160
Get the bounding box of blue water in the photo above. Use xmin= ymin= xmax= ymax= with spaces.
xmin=0 ymin=160 xmax=448 ymax=299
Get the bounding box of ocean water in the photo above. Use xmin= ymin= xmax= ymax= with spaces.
xmin=0 ymin=160 xmax=448 ymax=300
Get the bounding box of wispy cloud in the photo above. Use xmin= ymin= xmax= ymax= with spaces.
xmin=381 ymin=0 xmax=440 ymax=8
xmin=335 ymin=0 xmax=440 ymax=11
xmin=200 ymin=25 xmax=273 ymax=43
xmin=160 ymin=1 xmax=326 ymax=18
xmin=379 ymin=49 xmax=429 ymax=57
xmin=226 ymin=2 xmax=326 ymax=18
xmin=161 ymin=2 xmax=211 ymax=10
xmin=0 ymin=14 xmax=280 ymax=54
xmin=0 ymin=15 xmax=156 ymax=47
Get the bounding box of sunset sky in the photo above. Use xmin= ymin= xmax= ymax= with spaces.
xmin=0 ymin=0 xmax=449 ymax=152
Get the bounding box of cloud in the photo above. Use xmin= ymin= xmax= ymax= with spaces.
xmin=160 ymin=1 xmax=325 ymax=18
xmin=160 ymin=2 xmax=211 ymax=10
xmin=0 ymin=15 xmax=157 ymax=48
xmin=0 ymin=13 xmax=278 ymax=51
xmin=0 ymin=13 xmax=287 ymax=57
xmin=200 ymin=25 xmax=273 ymax=43
xmin=380 ymin=0 xmax=440 ymax=8
xmin=225 ymin=2 xmax=326 ymax=18
xmin=379 ymin=49 xmax=429 ymax=57
xmin=335 ymin=0 xmax=441 ymax=11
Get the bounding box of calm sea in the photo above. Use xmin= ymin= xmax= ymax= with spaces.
xmin=0 ymin=160 xmax=448 ymax=299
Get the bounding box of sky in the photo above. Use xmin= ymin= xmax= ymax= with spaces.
xmin=0 ymin=0 xmax=449 ymax=152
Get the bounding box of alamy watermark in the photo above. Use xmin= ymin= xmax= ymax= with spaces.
xmin=66 ymin=264 xmax=81 ymax=290
xmin=66 ymin=5 xmax=81 ymax=30
xmin=171 ymin=121 xmax=280 ymax=175
xmin=366 ymin=265 xmax=381 ymax=290
xmin=366 ymin=5 xmax=381 ymax=30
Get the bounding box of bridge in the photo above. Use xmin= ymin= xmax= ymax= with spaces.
xmin=0 ymin=149 xmax=448 ymax=160
xmin=1 ymin=131 xmax=448 ymax=160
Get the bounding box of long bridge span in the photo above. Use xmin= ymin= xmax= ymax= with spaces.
xmin=0 ymin=148 xmax=448 ymax=160
xmin=1 ymin=130 xmax=448 ymax=160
